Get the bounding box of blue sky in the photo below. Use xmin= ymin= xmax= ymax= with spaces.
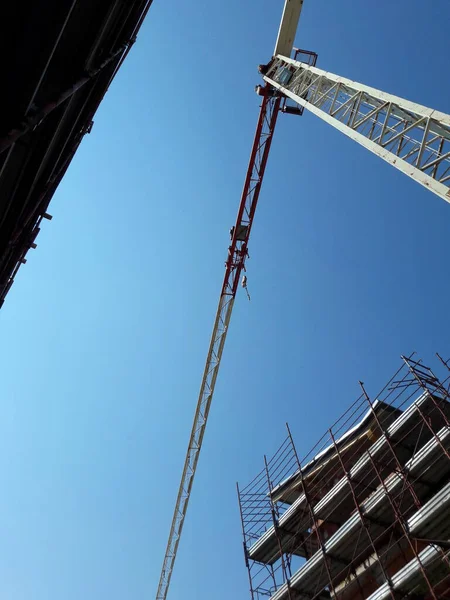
xmin=0 ymin=0 xmax=449 ymax=598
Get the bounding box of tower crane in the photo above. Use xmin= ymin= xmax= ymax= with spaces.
xmin=156 ymin=1 xmax=450 ymax=598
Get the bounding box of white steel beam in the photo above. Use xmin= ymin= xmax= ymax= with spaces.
xmin=274 ymin=0 xmax=304 ymax=58
xmin=264 ymin=56 xmax=450 ymax=204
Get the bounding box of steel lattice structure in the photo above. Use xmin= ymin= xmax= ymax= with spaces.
xmin=265 ymin=56 xmax=450 ymax=203
xmin=156 ymin=1 xmax=450 ymax=598
xmin=156 ymin=92 xmax=281 ymax=600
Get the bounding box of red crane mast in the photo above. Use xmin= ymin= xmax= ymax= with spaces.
xmin=155 ymin=89 xmax=281 ymax=600
xmin=156 ymin=2 xmax=309 ymax=596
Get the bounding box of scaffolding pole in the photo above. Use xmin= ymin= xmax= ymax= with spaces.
xmin=237 ymin=355 xmax=450 ymax=600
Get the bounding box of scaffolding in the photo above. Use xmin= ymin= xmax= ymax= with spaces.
xmin=237 ymin=354 xmax=450 ymax=600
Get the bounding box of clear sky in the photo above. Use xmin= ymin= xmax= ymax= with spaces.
xmin=0 ymin=0 xmax=449 ymax=598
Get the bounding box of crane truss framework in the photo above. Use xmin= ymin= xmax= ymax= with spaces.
xmin=156 ymin=92 xmax=281 ymax=600
xmin=264 ymin=56 xmax=450 ymax=203
xmin=155 ymin=294 xmax=234 ymax=600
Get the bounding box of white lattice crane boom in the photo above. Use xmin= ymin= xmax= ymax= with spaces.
xmin=265 ymin=57 xmax=450 ymax=202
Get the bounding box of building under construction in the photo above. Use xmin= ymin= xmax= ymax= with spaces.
xmin=237 ymin=355 xmax=450 ymax=600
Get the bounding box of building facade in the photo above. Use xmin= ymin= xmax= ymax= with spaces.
xmin=237 ymin=356 xmax=450 ymax=600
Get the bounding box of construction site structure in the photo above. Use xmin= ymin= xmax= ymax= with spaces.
xmin=237 ymin=354 xmax=450 ymax=600
xmin=156 ymin=0 xmax=450 ymax=596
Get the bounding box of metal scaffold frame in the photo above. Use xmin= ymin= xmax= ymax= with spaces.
xmin=237 ymin=354 xmax=450 ymax=600
xmin=264 ymin=56 xmax=450 ymax=203
xmin=237 ymin=435 xmax=300 ymax=600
